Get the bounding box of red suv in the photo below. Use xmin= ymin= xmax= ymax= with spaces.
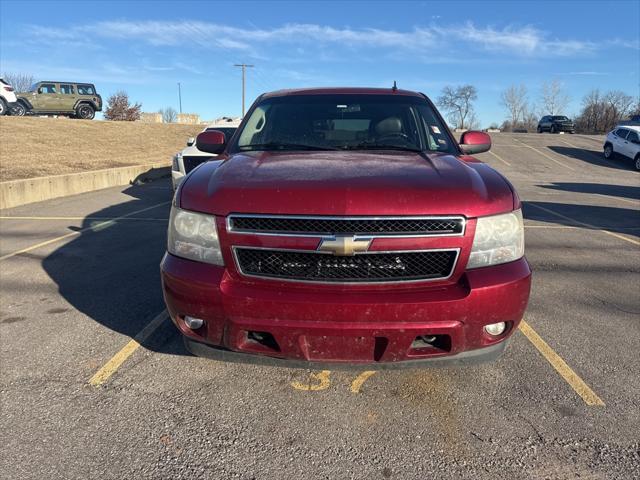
xmin=161 ymin=88 xmax=531 ymax=367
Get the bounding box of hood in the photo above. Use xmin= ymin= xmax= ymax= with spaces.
xmin=180 ymin=151 xmax=515 ymax=218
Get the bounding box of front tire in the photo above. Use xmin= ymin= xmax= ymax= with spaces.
xmin=11 ymin=102 xmax=26 ymax=116
xmin=635 ymin=154 xmax=640 ymax=171
xmin=603 ymin=143 xmax=614 ymax=159
xmin=537 ymin=126 xmax=542 ymax=133
xmin=76 ymin=104 xmax=95 ymax=120
xmin=550 ymin=125 xmax=556 ymax=134
xmin=0 ymin=98 xmax=7 ymax=116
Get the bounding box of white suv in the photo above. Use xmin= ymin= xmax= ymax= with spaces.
xmin=0 ymin=78 xmax=19 ymax=116
xmin=171 ymin=121 xmax=240 ymax=189
xmin=604 ymin=126 xmax=640 ymax=171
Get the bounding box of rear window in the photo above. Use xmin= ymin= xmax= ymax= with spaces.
xmin=77 ymin=85 xmax=95 ymax=95
xmin=552 ymin=116 xmax=569 ymax=121
xmin=233 ymin=94 xmax=454 ymax=154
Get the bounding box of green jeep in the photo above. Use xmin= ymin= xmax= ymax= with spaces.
xmin=13 ymin=81 xmax=102 ymax=119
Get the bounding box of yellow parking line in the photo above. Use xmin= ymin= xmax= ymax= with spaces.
xmin=519 ymin=320 xmax=604 ymax=406
xmin=89 ymin=310 xmax=169 ymax=386
xmin=527 ymin=203 xmax=639 ymax=246
xmin=350 ymin=371 xmax=377 ymax=393
xmin=0 ymin=201 xmax=170 ymax=261
xmin=488 ymin=151 xmax=512 ymax=166
xmin=0 ymin=216 xmax=168 ymax=221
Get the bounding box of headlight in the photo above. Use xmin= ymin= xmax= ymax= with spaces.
xmin=172 ymin=153 xmax=181 ymax=171
xmin=467 ymin=209 xmax=524 ymax=269
xmin=167 ymin=207 xmax=224 ymax=265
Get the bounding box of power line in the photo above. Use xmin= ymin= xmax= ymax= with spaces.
xmin=233 ymin=64 xmax=254 ymax=116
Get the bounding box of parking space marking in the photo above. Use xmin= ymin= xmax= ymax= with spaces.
xmin=512 ymin=138 xmax=575 ymax=171
xmin=290 ymin=370 xmax=332 ymax=391
xmin=527 ymin=203 xmax=640 ymax=246
xmin=89 ymin=310 xmax=169 ymax=387
xmin=350 ymin=371 xmax=377 ymax=393
xmin=488 ymin=151 xmax=512 ymax=166
xmin=520 ymin=320 xmax=605 ymax=406
xmin=0 ymin=201 xmax=170 ymax=261
xmin=0 ymin=216 xmax=168 ymax=221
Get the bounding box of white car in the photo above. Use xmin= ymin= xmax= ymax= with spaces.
xmin=0 ymin=78 xmax=19 ymax=116
xmin=171 ymin=121 xmax=240 ymax=189
xmin=603 ymin=125 xmax=640 ymax=171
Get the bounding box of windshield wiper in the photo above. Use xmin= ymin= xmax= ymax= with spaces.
xmin=239 ymin=142 xmax=337 ymax=151
xmin=340 ymin=144 xmax=423 ymax=153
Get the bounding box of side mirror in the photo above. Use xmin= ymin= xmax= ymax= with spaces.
xmin=186 ymin=137 xmax=195 ymax=147
xmin=459 ymin=131 xmax=491 ymax=155
xmin=196 ymin=130 xmax=226 ymax=154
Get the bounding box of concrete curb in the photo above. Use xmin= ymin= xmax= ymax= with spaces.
xmin=0 ymin=162 xmax=170 ymax=210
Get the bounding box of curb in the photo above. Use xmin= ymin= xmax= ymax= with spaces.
xmin=0 ymin=162 xmax=170 ymax=210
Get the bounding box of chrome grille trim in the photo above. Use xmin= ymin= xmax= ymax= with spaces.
xmin=227 ymin=214 xmax=466 ymax=238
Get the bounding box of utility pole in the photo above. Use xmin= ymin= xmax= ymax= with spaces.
xmin=177 ymin=82 xmax=182 ymax=114
xmin=233 ymin=64 xmax=254 ymax=116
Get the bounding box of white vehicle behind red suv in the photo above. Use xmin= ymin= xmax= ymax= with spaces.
xmin=603 ymin=126 xmax=640 ymax=170
xmin=171 ymin=119 xmax=240 ymax=189
xmin=0 ymin=78 xmax=19 ymax=116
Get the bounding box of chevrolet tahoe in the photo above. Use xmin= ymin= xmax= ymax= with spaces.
xmin=161 ymin=87 xmax=532 ymax=367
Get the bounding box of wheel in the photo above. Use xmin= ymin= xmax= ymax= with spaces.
xmin=76 ymin=104 xmax=95 ymax=120
xmin=11 ymin=102 xmax=26 ymax=116
xmin=603 ymin=143 xmax=614 ymax=159
xmin=550 ymin=125 xmax=556 ymax=134
xmin=537 ymin=126 xmax=542 ymax=133
xmin=0 ymin=98 xmax=7 ymax=115
xmin=635 ymin=154 xmax=640 ymax=171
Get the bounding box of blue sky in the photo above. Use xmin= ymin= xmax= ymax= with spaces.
xmin=1 ymin=0 xmax=638 ymax=126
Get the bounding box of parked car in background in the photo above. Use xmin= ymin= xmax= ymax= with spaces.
xmin=171 ymin=120 xmax=240 ymax=189
xmin=537 ymin=115 xmax=575 ymax=134
xmin=604 ymin=125 xmax=640 ymax=170
xmin=0 ymin=78 xmax=19 ymax=116
xmin=13 ymin=81 xmax=102 ymax=119
xmin=162 ymin=87 xmax=531 ymax=367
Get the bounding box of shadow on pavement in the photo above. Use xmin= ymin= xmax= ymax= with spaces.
xmin=548 ymin=145 xmax=636 ymax=171
xmin=42 ymin=180 xmax=188 ymax=356
xmin=523 ymin=201 xmax=640 ymax=238
xmin=537 ymin=183 xmax=640 ymax=202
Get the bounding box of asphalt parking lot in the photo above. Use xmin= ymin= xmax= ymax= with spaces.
xmin=1 ymin=132 xmax=639 ymax=479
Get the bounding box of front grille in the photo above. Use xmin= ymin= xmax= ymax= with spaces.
xmin=234 ymin=248 xmax=458 ymax=283
xmin=229 ymin=216 xmax=465 ymax=236
xmin=182 ymin=156 xmax=212 ymax=174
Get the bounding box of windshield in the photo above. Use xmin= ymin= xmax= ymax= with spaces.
xmin=552 ymin=116 xmax=569 ymax=121
xmin=233 ymin=94 xmax=454 ymax=153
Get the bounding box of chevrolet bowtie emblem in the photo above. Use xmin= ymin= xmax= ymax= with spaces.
xmin=317 ymin=235 xmax=372 ymax=256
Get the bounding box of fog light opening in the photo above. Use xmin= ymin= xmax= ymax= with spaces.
xmin=484 ymin=322 xmax=507 ymax=336
xmin=247 ymin=331 xmax=280 ymax=352
xmin=184 ymin=315 xmax=205 ymax=330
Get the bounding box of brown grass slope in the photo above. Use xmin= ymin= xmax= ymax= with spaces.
xmin=0 ymin=117 xmax=203 ymax=182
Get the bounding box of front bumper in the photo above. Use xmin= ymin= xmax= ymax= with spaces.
xmin=161 ymin=254 xmax=531 ymax=367
xmin=554 ymin=124 xmax=575 ymax=133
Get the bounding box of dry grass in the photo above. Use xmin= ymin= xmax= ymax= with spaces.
xmin=0 ymin=117 xmax=204 ymax=182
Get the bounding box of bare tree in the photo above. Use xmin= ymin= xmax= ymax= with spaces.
xmin=104 ymin=91 xmax=142 ymax=121
xmin=540 ymin=80 xmax=570 ymax=115
xmin=575 ymin=89 xmax=635 ymax=133
xmin=159 ymin=107 xmax=177 ymax=123
xmin=2 ymin=72 xmax=35 ymax=93
xmin=437 ymin=85 xmax=478 ymax=130
xmin=500 ymin=85 xmax=528 ymax=130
